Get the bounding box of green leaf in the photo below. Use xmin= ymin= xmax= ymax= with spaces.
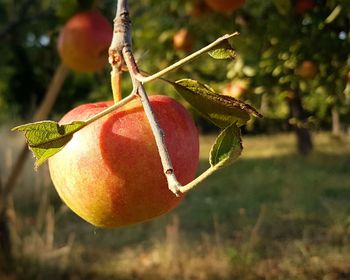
xmin=12 ymin=120 xmax=86 ymax=167
xmin=209 ymin=123 xmax=242 ymax=168
xmin=208 ymin=40 xmax=236 ymax=60
xmin=172 ymin=79 xmax=262 ymax=128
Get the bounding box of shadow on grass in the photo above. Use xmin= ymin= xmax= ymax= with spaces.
xmin=5 ymin=150 xmax=350 ymax=280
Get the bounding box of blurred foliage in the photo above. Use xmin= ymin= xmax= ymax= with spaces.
xmin=0 ymin=0 xmax=349 ymax=132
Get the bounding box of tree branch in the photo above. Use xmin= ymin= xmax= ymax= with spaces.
xmin=124 ymin=50 xmax=182 ymax=194
xmin=109 ymin=0 xmax=182 ymax=195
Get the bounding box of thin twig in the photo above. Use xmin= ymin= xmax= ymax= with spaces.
xmin=177 ymin=166 xmax=217 ymax=193
xmin=84 ymin=92 xmax=136 ymax=125
xmin=135 ymin=32 xmax=239 ymax=83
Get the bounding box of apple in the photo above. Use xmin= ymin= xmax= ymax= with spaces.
xmin=294 ymin=0 xmax=315 ymax=14
xmin=189 ymin=0 xmax=210 ymax=18
xmin=173 ymin=28 xmax=193 ymax=52
xmin=296 ymin=60 xmax=317 ymax=79
xmin=58 ymin=11 xmax=113 ymax=72
xmin=205 ymin=0 xmax=245 ymax=13
xmin=48 ymin=95 xmax=199 ymax=227
xmin=222 ymin=80 xmax=247 ymax=99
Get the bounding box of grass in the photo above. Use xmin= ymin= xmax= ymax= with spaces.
xmin=1 ymin=127 xmax=350 ymax=279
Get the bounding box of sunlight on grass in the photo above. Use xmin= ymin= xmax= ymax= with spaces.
xmin=200 ymin=132 xmax=350 ymax=160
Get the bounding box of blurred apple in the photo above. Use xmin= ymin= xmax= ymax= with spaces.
xmin=48 ymin=95 xmax=199 ymax=227
xmin=222 ymin=80 xmax=247 ymax=99
xmin=58 ymin=11 xmax=113 ymax=72
xmin=189 ymin=0 xmax=210 ymax=17
xmin=296 ymin=60 xmax=317 ymax=79
xmin=205 ymin=0 xmax=245 ymax=14
xmin=294 ymin=0 xmax=315 ymax=14
xmin=173 ymin=28 xmax=193 ymax=52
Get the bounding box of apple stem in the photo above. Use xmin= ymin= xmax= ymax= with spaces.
xmin=111 ymin=67 xmax=122 ymax=103
xmin=0 ymin=63 xmax=69 ymax=214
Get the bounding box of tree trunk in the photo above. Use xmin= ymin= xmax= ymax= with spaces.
xmin=287 ymin=89 xmax=313 ymax=155
xmin=0 ymin=209 xmax=13 ymax=274
xmin=332 ymin=106 xmax=341 ymax=137
xmin=295 ymin=127 xmax=313 ymax=155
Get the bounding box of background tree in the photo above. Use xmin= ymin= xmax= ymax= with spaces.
xmin=126 ymin=0 xmax=350 ymax=153
xmin=231 ymin=0 xmax=350 ymax=153
xmin=1 ymin=0 xmax=349 ymax=142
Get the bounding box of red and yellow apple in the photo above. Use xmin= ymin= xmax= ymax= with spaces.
xmin=58 ymin=11 xmax=113 ymax=72
xmin=296 ymin=60 xmax=317 ymax=79
xmin=205 ymin=0 xmax=245 ymax=13
xmin=48 ymin=96 xmax=199 ymax=227
xmin=173 ymin=28 xmax=193 ymax=53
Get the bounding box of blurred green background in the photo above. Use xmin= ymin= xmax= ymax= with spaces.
xmin=1 ymin=0 xmax=350 ymax=279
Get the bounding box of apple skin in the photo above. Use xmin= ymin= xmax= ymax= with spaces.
xmin=58 ymin=11 xmax=113 ymax=73
xmin=205 ymin=0 xmax=245 ymax=13
xmin=173 ymin=28 xmax=193 ymax=53
xmin=48 ymin=96 xmax=199 ymax=227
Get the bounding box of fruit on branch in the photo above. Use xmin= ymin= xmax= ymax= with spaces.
xmin=296 ymin=60 xmax=317 ymax=79
xmin=48 ymin=96 xmax=199 ymax=227
xmin=58 ymin=11 xmax=113 ymax=72
xmin=205 ymin=0 xmax=245 ymax=13
xmin=294 ymin=0 xmax=315 ymax=14
xmin=173 ymin=28 xmax=193 ymax=52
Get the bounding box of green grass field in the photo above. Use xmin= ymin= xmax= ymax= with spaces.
xmin=2 ymin=130 xmax=350 ymax=279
